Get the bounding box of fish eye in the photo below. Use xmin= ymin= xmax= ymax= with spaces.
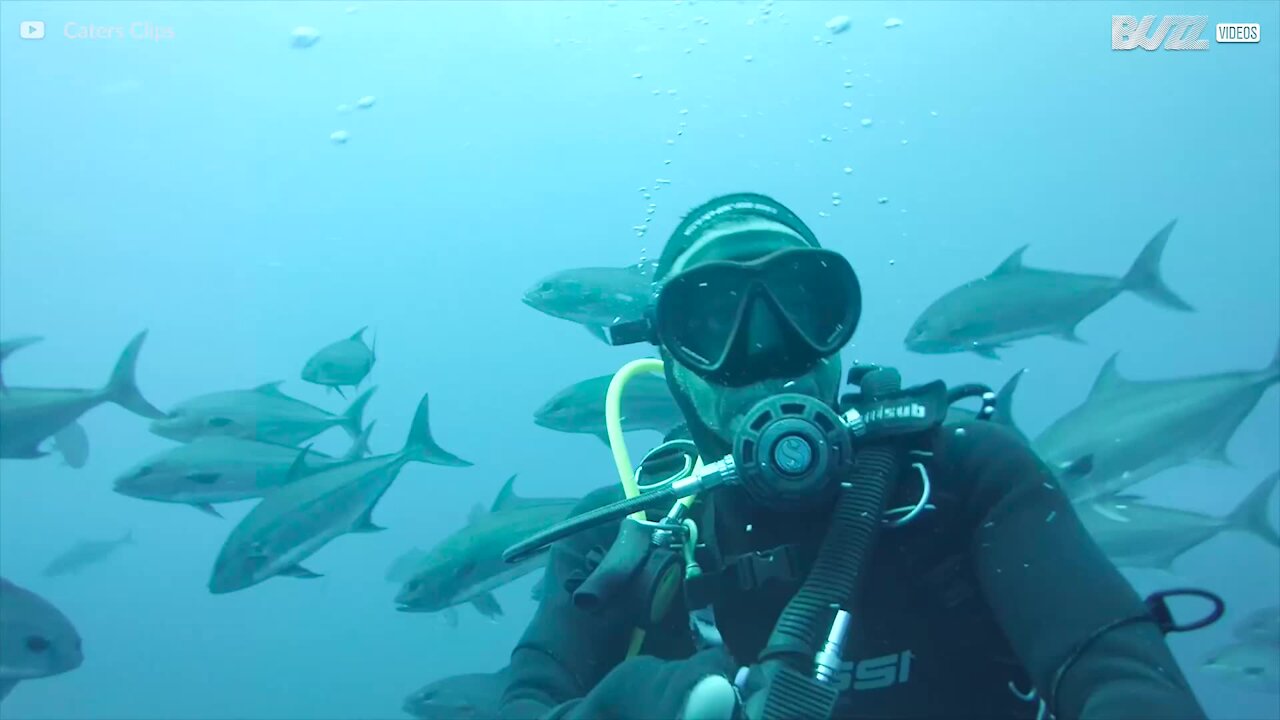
xmin=207 ymin=417 xmax=233 ymax=428
xmin=25 ymin=635 xmax=50 ymax=653
xmin=136 ymin=465 xmax=153 ymax=477
xmin=539 ymin=282 xmax=553 ymax=293
xmin=1244 ymin=666 xmax=1264 ymax=676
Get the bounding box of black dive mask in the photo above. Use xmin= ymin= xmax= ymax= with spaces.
xmin=607 ymin=248 xmax=862 ymax=387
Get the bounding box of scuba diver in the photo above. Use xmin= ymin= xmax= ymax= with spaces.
xmin=499 ymin=193 xmax=1213 ymax=720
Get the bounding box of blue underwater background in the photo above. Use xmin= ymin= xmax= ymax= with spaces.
xmin=1 ymin=1 xmax=1277 ymax=718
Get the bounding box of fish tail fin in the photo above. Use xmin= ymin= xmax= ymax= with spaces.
xmin=342 ymin=421 xmax=376 ymax=461
xmin=1122 ymin=220 xmax=1194 ymax=312
xmin=103 ymin=331 xmax=167 ymax=419
xmin=339 ymin=386 xmax=377 ymax=439
xmin=401 ymin=393 xmax=473 ymax=467
xmin=1228 ymin=470 xmax=1280 ymax=549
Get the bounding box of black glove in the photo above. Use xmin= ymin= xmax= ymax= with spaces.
xmin=555 ymin=647 xmax=739 ymax=720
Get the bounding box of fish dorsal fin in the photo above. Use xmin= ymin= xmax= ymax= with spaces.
xmin=466 ymin=503 xmax=486 ymax=525
xmin=989 ymin=245 xmax=1029 ymax=276
xmin=253 ymin=381 xmax=288 ymax=397
xmin=350 ymin=326 xmax=368 ymax=342
xmin=1088 ymin=353 xmax=1127 ymax=398
xmin=490 ymin=474 xmax=522 ymax=512
xmin=351 ymin=508 xmax=386 ymax=534
xmin=285 ymin=445 xmax=313 ymax=483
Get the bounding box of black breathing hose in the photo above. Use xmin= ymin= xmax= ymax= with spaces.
xmin=757 ymin=368 xmax=905 ymax=667
xmin=502 ymin=485 xmax=678 ymax=564
xmin=946 ymin=383 xmax=993 ymax=405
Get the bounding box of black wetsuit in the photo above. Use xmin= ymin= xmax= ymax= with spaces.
xmin=501 ymin=421 xmax=1208 ymax=720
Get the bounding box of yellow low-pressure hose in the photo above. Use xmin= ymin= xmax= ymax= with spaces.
xmin=604 ymin=358 xmax=702 ymax=657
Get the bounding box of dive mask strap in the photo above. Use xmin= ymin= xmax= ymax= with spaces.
xmin=603 ymin=308 xmax=659 ymax=347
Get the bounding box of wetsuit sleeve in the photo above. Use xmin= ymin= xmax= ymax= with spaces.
xmin=937 ymin=421 xmax=1207 ymax=720
xmin=501 ymin=486 xmax=634 ymax=720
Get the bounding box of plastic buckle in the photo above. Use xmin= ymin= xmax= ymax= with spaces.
xmin=735 ymin=545 xmax=800 ymax=591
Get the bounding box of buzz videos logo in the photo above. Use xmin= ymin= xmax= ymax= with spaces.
xmin=1112 ymin=15 xmax=1262 ymax=50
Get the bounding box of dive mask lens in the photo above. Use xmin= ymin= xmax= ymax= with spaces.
xmin=763 ymin=249 xmax=861 ymax=352
xmin=654 ymin=271 xmax=749 ymax=369
xmin=655 ymin=248 xmax=862 ymax=383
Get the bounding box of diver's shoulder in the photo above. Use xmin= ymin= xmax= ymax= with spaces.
xmin=930 ymin=419 xmax=1045 ymax=488
xmin=934 ymin=417 xmax=1032 ymax=454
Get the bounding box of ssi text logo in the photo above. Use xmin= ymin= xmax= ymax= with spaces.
xmin=832 ymin=651 xmax=915 ymax=693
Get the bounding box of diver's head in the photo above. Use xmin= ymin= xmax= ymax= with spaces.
xmin=641 ymin=194 xmax=862 ymax=455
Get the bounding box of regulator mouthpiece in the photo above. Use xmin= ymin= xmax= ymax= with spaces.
xmin=732 ymin=394 xmax=858 ymax=513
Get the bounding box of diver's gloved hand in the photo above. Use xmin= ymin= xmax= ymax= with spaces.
xmin=554 ymin=647 xmax=740 ymax=720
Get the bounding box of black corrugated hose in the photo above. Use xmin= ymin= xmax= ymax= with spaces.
xmin=754 ymin=368 xmax=906 ymax=719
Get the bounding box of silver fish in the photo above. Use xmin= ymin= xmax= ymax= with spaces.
xmin=1234 ymin=605 xmax=1280 ymax=644
xmin=522 ymin=263 xmax=654 ymax=343
xmin=0 ymin=332 xmax=166 ymax=460
xmin=534 ymin=373 xmax=682 ymax=444
xmin=1074 ymin=471 xmax=1279 ymax=570
xmin=114 ymin=425 xmax=374 ymax=517
xmin=0 ymin=577 xmax=83 ymax=702
xmin=151 ymin=382 xmax=373 ymax=446
xmin=43 ymin=531 xmax=135 ymax=578
xmin=403 ymin=667 xmax=509 ymax=720
xmin=1037 ymin=344 xmax=1280 ymax=503
xmin=301 ymin=327 xmax=375 ymax=397
xmin=1201 ymin=640 xmax=1280 ymax=694
xmin=209 ymin=393 xmax=471 ymax=594
xmin=904 ymin=220 xmax=1192 ymax=358
xmin=394 ymin=475 xmax=578 ymax=621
